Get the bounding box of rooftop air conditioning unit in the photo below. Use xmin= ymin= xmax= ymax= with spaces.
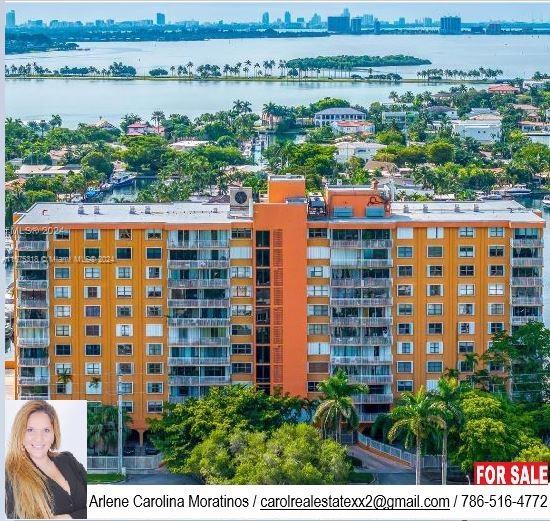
xmin=403 ymin=204 xmax=410 ymax=214
xmin=78 ymin=205 xmax=85 ymax=215
xmin=129 ymin=206 xmax=136 ymax=214
xmin=229 ymin=187 xmax=252 ymax=212
xmin=93 ymin=206 xmax=100 ymax=215
xmin=423 ymin=204 xmax=429 ymax=213
xmin=145 ymin=206 xmax=151 ymax=214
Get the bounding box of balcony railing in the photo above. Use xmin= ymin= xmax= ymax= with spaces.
xmin=19 ymin=394 xmax=50 ymax=400
xmin=363 ymin=239 xmax=393 ymax=248
xmin=331 ymin=259 xmax=393 ymax=268
xmin=331 ymin=316 xmax=392 ymax=327
xmin=168 ymin=395 xmax=196 ymax=403
xmin=330 ymin=239 xmax=393 ymax=248
xmin=168 ymin=240 xmax=229 ymax=249
xmin=510 ymin=277 xmax=543 ymax=287
xmin=511 ymin=238 xmax=543 ymax=248
xmin=331 ymin=336 xmax=392 ymax=346
xmin=19 ymin=376 xmax=50 ymax=385
xmin=346 ymin=374 xmax=393 ymax=385
xmin=17 ymin=319 xmax=50 ymax=328
xmin=331 ymin=355 xmax=393 ymax=365
xmin=17 ymin=280 xmax=49 ymax=290
xmin=168 ymin=375 xmax=231 ymax=386
xmin=167 ymin=259 xmax=229 ymax=269
xmin=511 ymin=296 xmax=543 ymax=306
xmin=17 ymin=338 xmax=49 ymax=347
xmin=168 ymin=279 xmax=230 ymax=289
xmin=168 ymin=337 xmax=230 ymax=347
xmin=358 ymin=412 xmax=383 ymax=423
xmin=19 ymin=357 xmax=49 ymax=367
xmin=168 ymin=317 xmax=230 ymax=327
xmin=330 ymin=297 xmax=393 ymax=307
xmin=511 ymin=257 xmax=543 ymax=267
xmin=331 ymin=278 xmax=392 ymax=288
xmin=511 ymin=316 xmax=543 ymax=325
xmin=168 ymin=299 xmax=229 ymax=308
xmin=16 ymin=240 xmax=49 ymax=251
xmin=353 ymin=393 xmax=394 ymax=404
xmin=17 ymin=260 xmax=49 ymax=270
xmin=168 ymin=357 xmax=230 ymax=366
xmin=18 ymin=299 xmax=49 ymax=309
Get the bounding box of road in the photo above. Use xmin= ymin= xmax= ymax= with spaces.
xmin=116 ymin=468 xmax=202 ymax=485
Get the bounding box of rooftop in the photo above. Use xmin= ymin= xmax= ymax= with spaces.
xmin=315 ymin=107 xmax=366 ymax=116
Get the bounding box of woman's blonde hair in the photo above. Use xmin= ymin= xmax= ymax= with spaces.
xmin=6 ymin=400 xmax=62 ymax=519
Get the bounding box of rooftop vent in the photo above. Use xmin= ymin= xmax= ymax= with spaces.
xmin=213 ymin=207 xmax=218 ymax=213
xmin=78 ymin=205 xmax=85 ymax=215
xmin=93 ymin=206 xmax=100 ymax=215
xmin=454 ymin=204 xmax=460 ymax=213
xmin=129 ymin=206 xmax=136 ymax=214
xmin=403 ymin=204 xmax=410 ymax=214
xmin=423 ymin=204 xmax=429 ymax=213
xmin=473 ymin=204 xmax=480 ymax=212
xmin=144 ymin=206 xmax=151 ymax=214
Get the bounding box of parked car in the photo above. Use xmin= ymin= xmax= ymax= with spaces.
xmin=144 ymin=444 xmax=159 ymax=455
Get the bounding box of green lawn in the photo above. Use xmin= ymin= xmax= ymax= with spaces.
xmin=87 ymin=473 xmax=125 ymax=484
xmin=348 ymin=471 xmax=375 ymax=484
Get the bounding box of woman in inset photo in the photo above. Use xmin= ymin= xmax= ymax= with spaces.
xmin=5 ymin=400 xmax=87 ymax=519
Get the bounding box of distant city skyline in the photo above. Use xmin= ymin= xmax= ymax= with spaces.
xmin=6 ymin=1 xmax=550 ymax=24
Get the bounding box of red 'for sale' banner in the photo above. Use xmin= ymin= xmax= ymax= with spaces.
xmin=474 ymin=462 xmax=549 ymax=485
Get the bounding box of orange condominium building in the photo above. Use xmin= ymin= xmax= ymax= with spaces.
xmin=12 ymin=176 xmax=544 ymax=440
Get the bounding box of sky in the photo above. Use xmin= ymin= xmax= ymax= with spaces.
xmin=6 ymin=1 xmax=550 ymax=24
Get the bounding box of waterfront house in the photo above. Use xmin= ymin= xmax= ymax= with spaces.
xmin=170 ymin=140 xmax=210 ymax=152
xmin=313 ymin=107 xmax=366 ymax=127
xmin=126 ymin=122 xmax=165 ymax=137
xmin=335 ymin=141 xmax=386 ymax=163
xmin=15 ymin=164 xmax=81 ymax=179
xmin=425 ymin=106 xmax=458 ymax=119
xmin=524 ymin=132 xmax=550 ymax=146
xmin=520 ymin=121 xmax=550 ymax=133
xmin=330 ymin=120 xmax=375 ymax=135
xmin=451 ymin=114 xmax=502 ymax=143
xmin=93 ymin=118 xmax=119 ymax=132
xmin=487 ymin=84 xmax=520 ymax=95
xmin=381 ymin=111 xmax=419 ymax=128
xmin=365 ymin=160 xmax=399 ymax=175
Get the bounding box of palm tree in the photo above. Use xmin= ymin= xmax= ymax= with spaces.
xmin=313 ymin=369 xmax=368 ymax=443
xmin=429 ymin=377 xmax=464 ymax=485
xmin=170 ymin=65 xmax=176 ymax=77
xmin=87 ymin=404 xmax=130 ymax=455
xmin=186 ymin=61 xmax=194 ymax=77
xmin=151 ymin=110 xmax=165 ymax=132
xmin=49 ymin=114 xmax=62 ymax=128
xmin=387 ymin=387 xmax=446 ymax=485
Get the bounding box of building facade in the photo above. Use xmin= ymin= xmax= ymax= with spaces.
xmin=12 ymin=177 xmax=544 ymax=441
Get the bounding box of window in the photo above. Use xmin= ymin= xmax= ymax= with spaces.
xmin=55 ymin=363 xmax=72 ymax=375
xmin=397 ymin=246 xmax=413 ymax=258
xmin=54 ymin=286 xmax=70 ymax=298
xmin=427 ymin=246 xmax=443 ymax=258
xmin=232 ymin=324 xmax=252 ymax=336
xmin=307 ymin=324 xmax=329 ymax=336
xmin=231 ymin=266 xmax=252 ymax=278
xmin=117 ymin=343 xmax=133 ymax=356
xmin=428 ymin=265 xmax=443 ymax=277
xmin=458 ymin=341 xmax=474 ymax=353
xmin=459 ymin=265 xmax=475 ymax=277
xmin=427 ymin=361 xmax=443 ymax=373
xmin=84 ymin=305 xmax=100 ymax=318
xmin=230 ymin=247 xmax=252 ymax=259
xmin=147 ymin=286 xmax=162 ymax=298
xmin=55 ymin=325 xmax=70 ymax=336
xmin=54 ymin=305 xmax=71 ymax=318
xmin=84 ymin=286 xmax=100 ymax=299
xmin=307 ymin=266 xmax=328 ymax=278
xmin=85 ymin=229 xmax=100 ymax=240
xmin=116 ymin=306 xmax=132 ymax=318
xmin=308 ymin=228 xmax=327 ymax=238
xmin=307 ymin=286 xmax=329 ymax=297
xmin=85 ymin=362 xmax=101 ymax=375
xmin=119 ymin=382 xmax=133 ymax=394
xmin=427 ymin=284 xmax=443 ymax=297
xmin=117 ymin=362 xmax=133 ymax=375
xmin=397 ymin=265 xmax=413 ymax=277
xmin=84 ymin=247 xmax=100 ymax=259
xmin=489 ymin=322 xmax=505 ymax=334
xmin=85 ymin=325 xmax=101 ymax=336
xmin=459 ymin=227 xmax=475 ymax=238
xmin=121 ymin=401 xmax=133 ymax=413
xmin=232 ymin=344 xmax=252 ymax=355
xmin=117 ymin=229 xmax=132 ymax=240
xmin=458 ymin=284 xmax=475 ymax=296
xmin=117 ymin=286 xmax=132 ymax=298
xmin=147 ymin=343 xmax=162 ymax=356
xmin=307 ymin=305 xmax=329 ymax=316
xmin=397 ymin=380 xmax=413 ymax=392
xmin=147 ymin=363 xmax=163 ymax=375
xmin=397 ymin=342 xmax=413 ymax=354
xmin=308 ymin=362 xmax=329 ymax=374
xmin=116 ymin=324 xmax=132 ymax=337
xmin=307 ymin=246 xmax=330 ymax=259
xmin=489 ymin=303 xmax=504 ymax=315
xmin=84 ymin=267 xmax=100 ymax=279
xmin=116 ymin=247 xmax=132 ymax=260
xmin=459 ymin=246 xmax=474 ymax=258
xmin=398 ymin=303 xmax=413 ymax=316
xmin=397 ymin=361 xmax=413 ymax=373
xmin=55 ymin=344 xmax=71 ymax=356
xmin=307 ymin=342 xmax=330 ymax=355
xmin=427 ymin=303 xmax=443 ymax=316
xmin=146 ymin=247 xmax=162 ymax=260
xmin=231 ymin=363 xmax=252 ymax=374
xmin=146 ymin=266 xmax=161 ymax=279
xmin=256 ymin=230 xmax=270 ymax=247
xmin=427 ymin=323 xmax=443 ymax=335
xmin=458 ymin=360 xmax=474 ymax=372
xmin=427 ymin=341 xmax=443 ymax=354
xmin=458 ymin=303 xmax=474 ymax=315
xmin=54 ymin=230 xmax=70 ymax=240
xmin=54 ymin=267 xmax=70 ymax=279
xmin=397 ymin=227 xmax=413 ymax=239
xmin=488 ymin=284 xmax=505 ymax=296
xmin=307 ymin=381 xmax=320 ymax=392
xmin=489 ymin=246 xmax=505 ymax=257
xmin=146 ymin=324 xmax=163 ymax=337
xmin=489 ymin=227 xmax=504 ymax=238
xmin=146 ymin=229 xmax=162 ymax=240
xmin=146 ymin=305 xmax=162 ymax=318
xmin=397 ymin=323 xmax=413 ymax=335
xmin=397 ymin=285 xmax=413 ymax=297
xmin=489 ymin=265 xmax=504 ymax=277
xmin=146 ymin=382 xmax=163 ymax=394
xmin=458 ymin=322 xmax=475 ymax=335
xmin=54 ymin=248 xmax=70 ymax=260
xmin=147 ymin=402 xmax=163 ymax=413
xmin=427 ymin=227 xmax=444 ymax=239
xmin=232 ymin=228 xmax=252 ymax=239
xmin=117 ymin=267 xmax=132 ymax=279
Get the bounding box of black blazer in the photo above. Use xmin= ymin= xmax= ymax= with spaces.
xmin=6 ymin=451 xmax=87 ymax=519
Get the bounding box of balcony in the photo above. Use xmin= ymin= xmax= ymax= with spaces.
xmin=19 ymin=357 xmax=49 ymax=367
xmin=511 ymin=296 xmax=543 ymax=306
xmin=19 ymin=375 xmax=50 ymax=385
xmin=353 ymin=393 xmax=394 ymax=404
xmin=331 ymin=239 xmax=393 ymax=249
xmin=168 ymin=375 xmax=231 ymax=386
xmin=331 ymin=316 xmax=392 ymax=327
xmin=168 ymin=240 xmax=229 ymax=249
xmin=363 ymin=317 xmax=393 ymax=327
xmin=168 ymin=357 xmax=230 ymax=366
xmin=331 ymin=259 xmax=393 ymax=268
xmin=17 ymin=338 xmax=49 ymax=347
xmin=168 ymin=299 xmax=229 ymax=308
xmin=330 ymin=239 xmax=362 ymax=248
xmin=346 ymin=374 xmax=393 ymax=385
xmin=363 ymin=239 xmax=393 ymax=249
xmin=362 ymin=278 xmax=393 ymax=287
xmin=168 ymin=279 xmax=230 ymax=289
xmin=358 ymin=412 xmax=383 ymax=423
xmin=18 ymin=299 xmax=49 ymax=309
xmin=511 ymin=316 xmax=543 ymax=326
xmin=167 ymin=259 xmax=229 ymax=269
xmin=330 ymin=298 xmax=392 ymax=307
xmin=17 ymin=260 xmax=49 ymax=270
xmin=330 ymin=336 xmax=392 ymax=347
xmin=19 ymin=394 xmax=50 ymax=400
xmin=168 ymin=317 xmax=230 ymax=327
xmin=331 ymin=355 xmax=393 ymax=365
xmin=331 ymin=278 xmax=392 ymax=288
xmin=168 ymin=337 xmax=230 ymax=347
xmin=511 ymin=238 xmax=543 ymax=248
xmin=17 ymin=240 xmax=49 ymax=251
xmin=168 ymin=395 xmax=196 ymax=403
xmin=17 ymin=319 xmax=50 ymax=328
xmin=511 ymin=257 xmax=543 ymax=267
xmin=510 ymin=277 xmax=543 ymax=287
xmin=17 ymin=280 xmax=48 ymax=290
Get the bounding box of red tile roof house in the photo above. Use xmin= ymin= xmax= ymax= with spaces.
xmin=487 ymin=84 xmax=520 ymax=94
xmin=126 ymin=122 xmax=165 ymax=137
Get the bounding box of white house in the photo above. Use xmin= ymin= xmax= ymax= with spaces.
xmin=335 ymin=141 xmax=386 ymax=163
xmin=169 ymin=140 xmax=210 ymax=152
xmin=451 ymin=118 xmax=502 ymax=143
xmin=381 ymin=111 xmax=419 ymax=128
xmin=15 ymin=164 xmax=81 ymax=179
xmin=524 ymin=132 xmax=550 ymax=146
xmin=313 ymin=107 xmax=366 ymax=127
xmin=425 ymin=106 xmax=458 ymax=119
xmin=330 ymin=120 xmax=375 ymax=135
